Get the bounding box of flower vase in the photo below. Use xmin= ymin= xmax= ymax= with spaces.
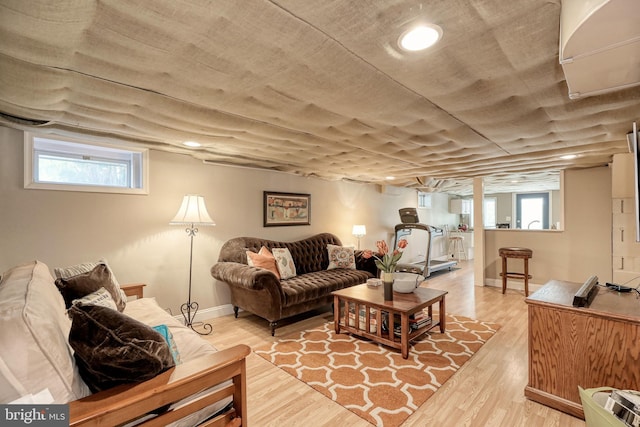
xmin=381 ymin=272 xmax=394 ymax=301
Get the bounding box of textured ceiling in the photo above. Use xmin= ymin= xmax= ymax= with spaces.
xmin=0 ymin=0 xmax=638 ymax=195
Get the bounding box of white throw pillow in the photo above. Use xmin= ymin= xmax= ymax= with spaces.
xmin=272 ymin=248 xmax=297 ymax=279
xmin=71 ymin=287 xmax=118 ymax=310
xmin=326 ymin=244 xmax=356 ymax=270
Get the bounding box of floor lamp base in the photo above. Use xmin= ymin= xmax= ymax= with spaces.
xmin=181 ymin=301 xmax=212 ymax=335
xmin=186 ymin=321 xmax=213 ymax=335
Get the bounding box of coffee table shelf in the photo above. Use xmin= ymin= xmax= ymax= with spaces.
xmin=332 ymin=284 xmax=447 ymax=359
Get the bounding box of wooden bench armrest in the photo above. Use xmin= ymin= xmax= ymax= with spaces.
xmin=69 ymin=344 xmax=251 ymax=427
xmin=121 ymin=283 xmax=147 ymax=299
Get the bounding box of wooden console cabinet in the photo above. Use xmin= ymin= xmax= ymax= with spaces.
xmin=524 ymin=280 xmax=640 ymax=419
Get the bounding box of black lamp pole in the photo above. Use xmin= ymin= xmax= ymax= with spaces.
xmin=180 ymin=223 xmax=212 ymax=335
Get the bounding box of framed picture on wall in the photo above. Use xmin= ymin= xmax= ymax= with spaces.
xmin=263 ymin=191 xmax=311 ymax=227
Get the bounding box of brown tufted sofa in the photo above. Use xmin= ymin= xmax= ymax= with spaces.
xmin=211 ymin=233 xmax=375 ymax=335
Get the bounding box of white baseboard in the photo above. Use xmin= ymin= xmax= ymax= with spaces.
xmin=172 ymin=303 xmax=235 ymax=323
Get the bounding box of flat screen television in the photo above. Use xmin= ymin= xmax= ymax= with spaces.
xmin=631 ymin=122 xmax=640 ymax=241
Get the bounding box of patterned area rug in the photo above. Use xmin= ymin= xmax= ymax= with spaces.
xmin=254 ymin=315 xmax=500 ymax=426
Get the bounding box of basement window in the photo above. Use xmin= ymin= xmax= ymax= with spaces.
xmin=417 ymin=192 xmax=432 ymax=208
xmin=24 ymin=132 xmax=148 ymax=194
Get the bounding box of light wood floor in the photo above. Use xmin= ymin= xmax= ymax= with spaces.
xmin=203 ymin=261 xmax=587 ymax=426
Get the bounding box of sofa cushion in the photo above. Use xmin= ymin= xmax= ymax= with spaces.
xmin=54 ymin=260 xmax=127 ymax=311
xmin=326 ymin=244 xmax=356 ymax=270
xmin=68 ymin=304 xmax=175 ymax=393
xmin=123 ymin=297 xmax=218 ymax=363
xmin=0 ymin=261 xmax=91 ymax=403
xmin=281 ymin=268 xmax=371 ymax=307
xmin=272 ymin=248 xmax=297 ymax=279
xmin=246 ymin=246 xmax=280 ymax=278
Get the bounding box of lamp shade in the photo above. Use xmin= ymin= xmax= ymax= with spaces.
xmin=352 ymin=224 xmax=366 ymax=237
xmin=170 ymin=195 xmax=215 ymax=225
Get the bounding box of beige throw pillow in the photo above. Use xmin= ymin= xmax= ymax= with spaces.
xmin=327 ymin=244 xmax=356 ymax=269
xmin=0 ymin=261 xmax=91 ymax=403
xmin=272 ymin=248 xmax=297 ymax=279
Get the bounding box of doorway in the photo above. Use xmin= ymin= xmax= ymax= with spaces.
xmin=515 ymin=192 xmax=549 ymax=229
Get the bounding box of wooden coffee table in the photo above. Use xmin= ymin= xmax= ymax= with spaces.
xmin=332 ymin=284 xmax=447 ymax=359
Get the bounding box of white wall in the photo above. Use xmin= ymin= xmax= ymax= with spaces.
xmin=484 ymin=166 xmax=612 ymax=286
xmin=0 ymin=126 xmax=433 ymax=316
xmin=1 ymin=125 xmax=615 ymax=314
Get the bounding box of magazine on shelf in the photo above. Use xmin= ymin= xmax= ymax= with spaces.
xmin=393 ymin=317 xmax=432 ymax=337
xmin=347 ymin=307 xmax=377 ymax=333
xmin=380 ymin=310 xmax=433 ymax=335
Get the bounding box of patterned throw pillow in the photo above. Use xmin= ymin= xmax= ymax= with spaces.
xmin=272 ymin=248 xmax=297 ymax=279
xmin=326 ymin=244 xmax=356 ymax=270
xmin=246 ymin=246 xmax=280 ymax=279
xmin=71 ymin=287 xmax=118 ymax=311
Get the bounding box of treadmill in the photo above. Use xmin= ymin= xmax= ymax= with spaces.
xmin=393 ymin=208 xmax=458 ymax=277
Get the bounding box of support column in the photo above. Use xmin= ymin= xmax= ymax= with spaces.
xmin=473 ymin=177 xmax=485 ymax=287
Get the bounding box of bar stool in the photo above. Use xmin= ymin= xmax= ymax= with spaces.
xmin=448 ymin=233 xmax=467 ymax=261
xmin=499 ymin=247 xmax=533 ymax=296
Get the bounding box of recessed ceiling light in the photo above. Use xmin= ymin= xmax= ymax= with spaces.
xmin=385 ymin=176 xmax=395 ymax=180
xmin=561 ymin=154 xmax=577 ymax=160
xmin=399 ymin=24 xmax=443 ymax=52
xmin=183 ymin=141 xmax=201 ymax=147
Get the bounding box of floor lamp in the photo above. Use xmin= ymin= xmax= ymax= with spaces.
xmin=170 ymin=194 xmax=215 ymax=335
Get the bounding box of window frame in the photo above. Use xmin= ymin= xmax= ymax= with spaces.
xmin=483 ymin=196 xmax=497 ymax=228
xmin=417 ymin=191 xmax=432 ymax=209
xmin=24 ymin=132 xmax=149 ymax=195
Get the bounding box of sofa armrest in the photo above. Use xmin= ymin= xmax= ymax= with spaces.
xmin=211 ymin=262 xmax=281 ymax=293
xmin=69 ymin=344 xmax=250 ymax=427
xmin=355 ymin=250 xmax=379 ymax=277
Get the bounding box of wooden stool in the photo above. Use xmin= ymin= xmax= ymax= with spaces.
xmin=499 ymin=247 xmax=533 ymax=296
xmin=448 ymin=236 xmax=467 ymax=260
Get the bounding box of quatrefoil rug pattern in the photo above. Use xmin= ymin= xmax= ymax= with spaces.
xmin=254 ymin=315 xmax=500 ymax=426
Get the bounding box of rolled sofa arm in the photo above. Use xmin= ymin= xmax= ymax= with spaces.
xmin=355 ymin=250 xmax=379 ymax=277
xmin=211 ymin=262 xmax=280 ymax=292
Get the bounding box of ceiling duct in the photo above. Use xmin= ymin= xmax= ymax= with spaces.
xmin=559 ymin=0 xmax=640 ymax=99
